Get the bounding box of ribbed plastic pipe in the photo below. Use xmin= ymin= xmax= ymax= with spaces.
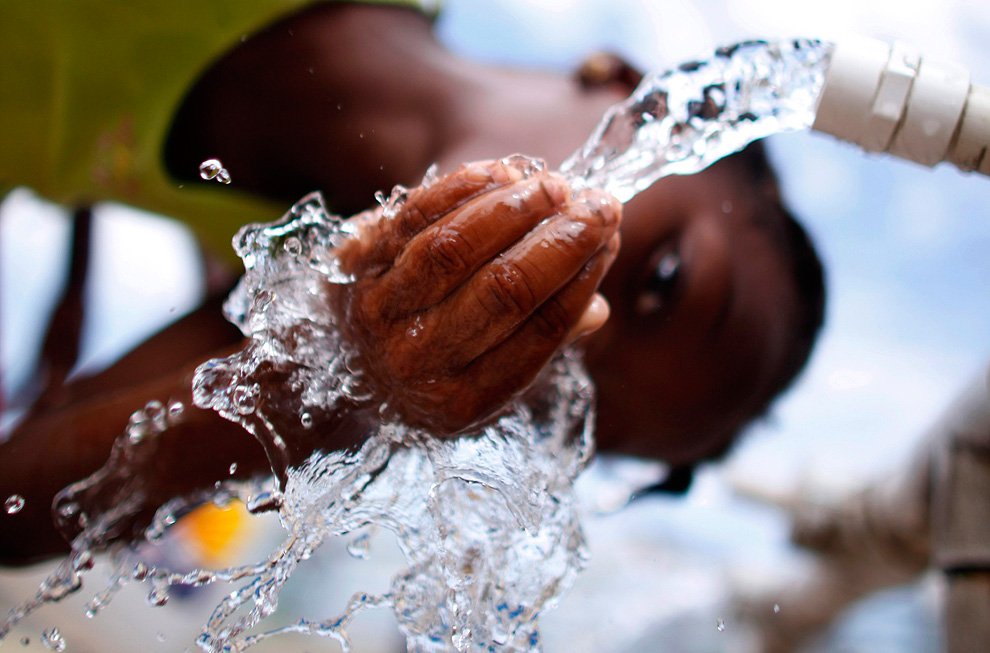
xmin=812 ymin=37 xmax=990 ymax=176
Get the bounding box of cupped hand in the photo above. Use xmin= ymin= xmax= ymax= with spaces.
xmin=333 ymin=159 xmax=621 ymax=435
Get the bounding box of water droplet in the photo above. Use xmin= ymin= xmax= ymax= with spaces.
xmin=300 ymin=412 xmax=313 ymax=429
xmin=199 ymin=159 xmax=223 ymax=180
xmin=20 ymin=636 xmax=30 ymax=646
xmin=41 ymin=627 xmax=65 ymax=651
xmin=708 ymin=86 xmax=727 ymax=108
xmin=347 ymin=533 xmax=370 ymax=559
xmin=5 ymin=494 xmax=25 ymax=514
xmin=144 ymin=400 xmax=166 ymax=423
xmin=147 ymin=587 xmax=169 ymax=607
xmin=773 ymin=603 xmax=780 ymax=614
xmin=407 ymin=316 xmax=423 ymax=339
xmin=716 ymin=618 xmax=726 ymax=632
xmin=132 ymin=562 xmax=150 ymax=581
xmin=216 ymin=168 xmax=232 ymax=185
xmin=229 ymin=462 xmax=238 ymax=475
xmin=233 ymin=383 xmax=260 ymax=415
xmin=144 ymin=400 xmax=167 ymax=433
xmin=374 ymin=190 xmax=386 ymax=207
xmin=246 ymin=492 xmax=280 ymax=514
xmin=71 ymin=550 xmax=93 ymax=572
xmin=167 ymin=401 xmax=185 ymax=424
xmin=283 ymin=236 xmax=302 ymax=256
xmin=421 ymin=163 xmax=439 ymax=188
xmin=721 ymin=200 xmax=733 ymax=213
xmin=500 ymin=154 xmax=546 ymax=179
xmin=253 ymin=290 xmax=275 ymax=313
xmin=127 ymin=409 xmax=150 ymax=444
xmin=156 ymin=632 xmax=166 ymax=643
xmin=377 ymin=184 xmax=410 ymax=219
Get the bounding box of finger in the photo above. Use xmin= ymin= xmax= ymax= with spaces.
xmin=565 ymin=292 xmax=610 ymax=343
xmin=370 ymin=174 xmax=571 ymax=316
xmin=372 ymin=159 xmax=526 ymax=266
xmin=425 ymin=189 xmax=621 ymax=369
xmin=427 ymin=234 xmax=620 ymax=433
xmin=509 ymin=233 xmax=619 ymax=358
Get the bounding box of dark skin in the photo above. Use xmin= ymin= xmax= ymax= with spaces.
xmin=0 ymin=4 xmax=801 ymax=562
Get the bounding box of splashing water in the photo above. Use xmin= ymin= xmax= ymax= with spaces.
xmin=2 ymin=39 xmax=833 ymax=651
xmin=180 ymin=168 xmax=591 ymax=649
xmin=561 ymin=39 xmax=832 ymax=201
xmin=0 ymin=165 xmax=592 ymax=652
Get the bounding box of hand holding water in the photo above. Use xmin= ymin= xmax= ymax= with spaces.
xmin=332 ymin=158 xmax=621 ymax=434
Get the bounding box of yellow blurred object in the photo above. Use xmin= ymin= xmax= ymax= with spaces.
xmin=176 ymin=501 xmax=252 ymax=568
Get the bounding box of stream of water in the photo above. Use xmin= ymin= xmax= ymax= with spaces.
xmin=1 ymin=39 xmax=832 ymax=652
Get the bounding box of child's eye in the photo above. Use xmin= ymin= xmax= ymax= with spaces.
xmin=635 ymin=250 xmax=681 ymax=315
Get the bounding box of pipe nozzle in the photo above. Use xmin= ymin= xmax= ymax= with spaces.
xmin=812 ymin=37 xmax=990 ymax=176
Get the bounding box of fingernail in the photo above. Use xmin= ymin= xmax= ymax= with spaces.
xmin=464 ymin=164 xmax=491 ymax=183
xmin=538 ymin=178 xmax=568 ymax=206
xmin=490 ymin=162 xmax=523 ymax=185
xmin=567 ymin=293 xmax=610 ymax=342
xmin=580 ymin=190 xmax=621 ymax=226
xmin=606 ymin=232 xmax=621 ymax=258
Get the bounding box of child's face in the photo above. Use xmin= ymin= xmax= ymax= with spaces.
xmin=584 ymin=159 xmax=800 ymax=464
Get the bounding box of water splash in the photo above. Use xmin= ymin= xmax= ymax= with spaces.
xmin=183 ymin=155 xmax=593 ymax=649
xmin=1 ymin=159 xmax=591 ymax=652
xmin=2 ymin=38 xmax=834 ymax=651
xmin=562 ymin=39 xmax=832 ymax=202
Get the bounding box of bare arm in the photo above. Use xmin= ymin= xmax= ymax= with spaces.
xmin=0 ymin=299 xmax=267 ymax=564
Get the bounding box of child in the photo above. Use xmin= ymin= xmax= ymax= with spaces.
xmin=0 ymin=2 xmax=824 ymax=562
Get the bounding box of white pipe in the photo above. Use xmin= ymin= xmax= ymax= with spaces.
xmin=812 ymin=37 xmax=990 ymax=176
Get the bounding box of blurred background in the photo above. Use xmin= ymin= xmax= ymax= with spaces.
xmin=2 ymin=0 xmax=988 ymax=650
